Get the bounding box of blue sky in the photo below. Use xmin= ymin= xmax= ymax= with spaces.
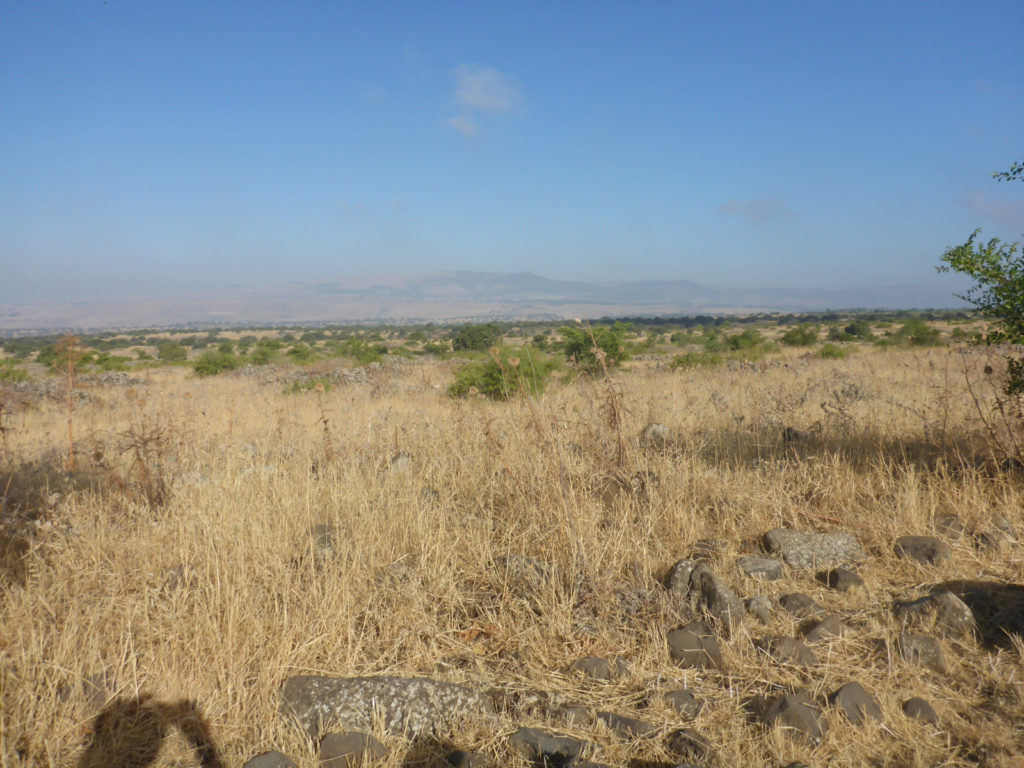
xmin=2 ymin=1 xmax=1022 ymax=305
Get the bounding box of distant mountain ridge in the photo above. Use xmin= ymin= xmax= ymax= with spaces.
xmin=0 ymin=271 xmax=964 ymax=331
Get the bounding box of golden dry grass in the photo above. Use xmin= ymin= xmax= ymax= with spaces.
xmin=1 ymin=345 xmax=1023 ymax=767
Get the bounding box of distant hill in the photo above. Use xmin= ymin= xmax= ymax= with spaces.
xmin=0 ymin=271 xmax=964 ymax=330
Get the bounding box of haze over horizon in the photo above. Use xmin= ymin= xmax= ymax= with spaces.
xmin=3 ymin=2 xmax=1022 ymax=309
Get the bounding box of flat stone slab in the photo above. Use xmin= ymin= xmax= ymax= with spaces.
xmin=281 ymin=676 xmax=496 ymax=740
xmin=764 ymin=528 xmax=866 ymax=571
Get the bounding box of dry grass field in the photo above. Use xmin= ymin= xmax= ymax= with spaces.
xmin=2 ymin=344 xmax=1023 ymax=767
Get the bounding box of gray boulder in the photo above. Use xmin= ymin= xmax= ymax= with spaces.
xmin=508 ymin=727 xmax=586 ymax=767
xmin=895 ymin=536 xmax=951 ymax=565
xmin=764 ymin=528 xmax=866 ymax=570
xmin=242 ymin=751 xmax=297 ymax=768
xmin=898 ymin=634 xmax=947 ymax=674
xmin=895 ymin=590 xmax=976 ymax=638
xmin=757 ymin=692 xmax=825 ymax=742
xmin=668 ymin=621 xmax=724 ymax=670
xmin=828 ymin=682 xmax=881 ymax=724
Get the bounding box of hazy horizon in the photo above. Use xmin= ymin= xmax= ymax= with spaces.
xmin=2 ymin=2 xmax=1022 ymax=308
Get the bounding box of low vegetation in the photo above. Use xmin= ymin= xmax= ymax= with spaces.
xmin=2 ymin=313 xmax=1023 ymax=766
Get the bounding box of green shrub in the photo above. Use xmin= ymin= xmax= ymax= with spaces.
xmin=670 ymin=351 xmax=724 ymax=369
xmin=780 ymin=324 xmax=819 ymax=346
xmin=844 ymin=319 xmax=874 ymax=339
xmin=419 ymin=342 xmax=452 ymax=358
xmin=329 ymin=337 xmax=386 ymax=364
xmin=157 ymin=342 xmax=188 ymax=361
xmin=287 ymin=344 xmax=317 ymax=363
xmin=561 ymin=323 xmax=629 ymax=373
xmin=449 ymin=347 xmax=556 ymax=400
xmin=726 ymin=328 xmax=763 ymax=350
xmin=895 ymin=318 xmax=941 ymax=346
xmin=450 ymin=323 xmax=503 ymax=352
xmin=818 ymin=343 xmax=847 ymax=359
xmin=192 ymin=350 xmax=241 ymax=377
xmin=0 ymin=360 xmax=29 ymax=382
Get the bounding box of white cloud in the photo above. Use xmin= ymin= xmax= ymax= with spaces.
xmin=453 ymin=64 xmax=521 ymax=113
xmin=445 ymin=116 xmax=481 ymax=138
xmin=718 ymin=197 xmax=797 ymax=223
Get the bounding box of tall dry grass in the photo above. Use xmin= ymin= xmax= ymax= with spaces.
xmin=1 ymin=346 xmax=1022 ymax=767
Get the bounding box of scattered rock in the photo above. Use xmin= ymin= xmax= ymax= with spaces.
xmin=974 ymin=516 xmax=1014 ymax=550
xmin=281 ymin=676 xmax=496 ymax=740
xmin=665 ymin=559 xmax=698 ymax=598
xmin=895 ymin=590 xmax=976 ymax=638
xmin=757 ymin=692 xmax=825 ymax=742
xmin=817 ymin=567 xmax=865 ymax=592
xmin=828 ymin=682 xmax=882 ymax=724
xmin=508 ymin=727 xmax=585 ymax=768
xmin=570 ymin=656 xmax=629 ymax=681
xmin=555 ymin=703 xmax=590 ymax=725
xmin=689 ymin=539 xmax=723 ymax=562
xmin=596 ymin=711 xmax=658 ymax=738
xmin=744 ymin=596 xmax=772 ymax=623
xmin=898 ymin=634 xmax=947 ymax=674
xmin=242 ymin=751 xmax=298 ymax=768
xmin=663 ymin=690 xmax=703 ymax=720
xmin=667 ymin=728 xmax=713 ymax=762
xmin=803 ymin=614 xmax=844 ymax=643
xmin=689 ymin=563 xmax=744 ymax=633
xmin=668 ymin=621 xmax=724 ymax=670
xmin=446 ymin=749 xmax=488 ymax=768
xmin=934 ymin=514 xmax=965 ymax=540
xmin=736 ymin=556 xmax=783 ymax=580
xmin=778 ymin=593 xmax=825 ymax=618
xmin=758 ymin=637 xmax=818 ymax=667
xmin=894 ymin=536 xmax=951 ymax=566
xmin=902 ymin=697 xmax=939 ymax=724
xmin=319 ymin=732 xmax=389 ymax=767
xmin=763 ymin=528 xmax=866 ymax=571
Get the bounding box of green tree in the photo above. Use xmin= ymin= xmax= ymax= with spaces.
xmin=939 ymin=159 xmax=1024 ymax=393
